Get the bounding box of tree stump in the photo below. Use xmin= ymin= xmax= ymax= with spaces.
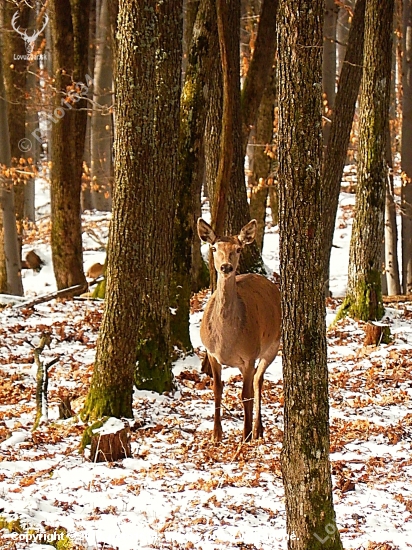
xmin=90 ymin=418 xmax=131 ymax=462
xmin=364 ymin=322 xmax=391 ymax=345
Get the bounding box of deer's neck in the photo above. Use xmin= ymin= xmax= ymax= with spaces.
xmin=215 ymin=273 xmax=240 ymax=320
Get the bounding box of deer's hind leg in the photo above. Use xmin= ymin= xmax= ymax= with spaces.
xmin=253 ymin=344 xmax=280 ymax=440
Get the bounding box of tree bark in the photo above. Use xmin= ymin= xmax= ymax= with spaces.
xmin=171 ymin=0 xmax=215 ymax=352
xmin=241 ymin=0 xmax=278 ymax=152
xmin=83 ymin=0 xmax=182 ymax=420
xmin=90 ymin=0 xmax=114 ymax=212
xmin=248 ymin=72 xmax=275 ymax=251
xmin=212 ymin=0 xmax=241 ymax=236
xmin=277 ymin=1 xmax=343 ymax=547
xmin=0 ymin=55 xmax=24 ymax=296
xmin=204 ymin=1 xmax=264 ymax=278
xmin=340 ymin=0 xmax=394 ymax=321
xmin=1 ymin=3 xmax=31 ymax=252
xmin=336 ymin=0 xmax=354 ymax=75
xmin=384 ymin=119 xmax=401 ymax=295
xmin=322 ymin=0 xmax=338 ymax=145
xmin=401 ymin=0 xmax=412 ymax=293
xmin=49 ymin=0 xmax=90 ymax=290
xmin=322 ymin=0 xmax=366 ymax=294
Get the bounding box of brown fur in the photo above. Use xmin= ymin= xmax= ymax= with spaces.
xmin=86 ymin=262 xmax=104 ymax=279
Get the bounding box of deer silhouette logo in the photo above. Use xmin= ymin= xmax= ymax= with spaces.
xmin=11 ymin=10 xmax=49 ymax=54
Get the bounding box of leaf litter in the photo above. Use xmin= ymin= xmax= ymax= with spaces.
xmin=0 ymin=198 xmax=411 ymax=549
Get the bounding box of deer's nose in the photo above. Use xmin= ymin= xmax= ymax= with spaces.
xmin=220 ymin=263 xmax=234 ymax=274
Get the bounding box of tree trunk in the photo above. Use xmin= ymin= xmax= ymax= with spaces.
xmin=336 ymin=0 xmax=354 ymax=75
xmin=1 ymin=3 xmax=31 ymax=253
xmin=277 ymin=1 xmax=343 ymax=547
xmin=49 ymin=0 xmax=90 ymax=290
xmin=322 ymin=0 xmax=338 ymax=145
xmin=248 ymin=73 xmax=275 ymax=252
xmin=212 ymin=0 xmax=241 ymax=236
xmin=401 ymin=0 xmax=412 ymax=293
xmin=384 ymin=120 xmax=401 ymax=295
xmin=322 ymin=0 xmax=366 ymax=294
xmin=0 ymin=56 xmax=24 ymax=296
xmin=204 ymin=0 xmax=264 ymax=278
xmin=90 ymin=0 xmax=113 ymax=212
xmin=171 ymin=0 xmax=215 ymax=351
xmin=182 ymin=0 xmax=200 ymax=76
xmin=83 ymin=0 xmax=182 ymax=420
xmin=241 ymin=0 xmax=278 ymax=152
xmin=340 ymin=0 xmax=394 ymax=321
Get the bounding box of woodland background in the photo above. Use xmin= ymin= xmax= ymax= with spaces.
xmin=1 ymin=1 xmax=412 ymax=549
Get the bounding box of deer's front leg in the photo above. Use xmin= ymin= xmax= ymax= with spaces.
xmin=242 ymin=363 xmax=254 ymax=441
xmin=209 ymin=354 xmax=223 ymax=441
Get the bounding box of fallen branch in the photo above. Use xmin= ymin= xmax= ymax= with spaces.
xmin=382 ymin=294 xmax=412 ymax=304
xmin=30 ymin=332 xmax=58 ymax=430
xmin=14 ymin=283 xmax=88 ymax=309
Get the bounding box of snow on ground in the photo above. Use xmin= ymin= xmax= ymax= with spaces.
xmin=1 ymin=182 xmax=412 ymax=549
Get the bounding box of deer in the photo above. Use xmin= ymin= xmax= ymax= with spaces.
xmin=86 ymin=262 xmax=104 ymax=280
xmin=197 ymin=218 xmax=281 ymax=442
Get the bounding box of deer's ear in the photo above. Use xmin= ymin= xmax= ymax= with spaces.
xmin=197 ymin=218 xmax=217 ymax=244
xmin=238 ymin=220 xmax=257 ymax=245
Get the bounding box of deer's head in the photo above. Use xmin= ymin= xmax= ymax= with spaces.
xmin=197 ymin=218 xmax=256 ymax=276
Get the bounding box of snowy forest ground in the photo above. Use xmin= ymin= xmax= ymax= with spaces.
xmin=0 ymin=179 xmax=412 ymax=550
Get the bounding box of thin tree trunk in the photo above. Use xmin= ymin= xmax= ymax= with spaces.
xmin=322 ymin=0 xmax=338 ymax=145
xmin=322 ymin=0 xmax=366 ymax=294
xmin=171 ymin=0 xmax=215 ymax=351
xmin=336 ymin=0 xmax=353 ymax=75
xmin=248 ymin=73 xmax=275 ymax=251
xmin=277 ymin=1 xmax=343 ymax=547
xmin=212 ymin=0 xmax=241 ymax=235
xmin=340 ymin=0 xmax=394 ymax=321
xmin=385 ymin=120 xmax=401 ymax=295
xmin=90 ymin=0 xmax=113 ymax=212
xmin=241 ymin=0 xmax=278 ymax=152
xmin=0 ymin=55 xmax=23 ymax=296
xmin=1 ymin=3 xmax=30 ymax=253
xmin=401 ymin=0 xmax=412 ymax=293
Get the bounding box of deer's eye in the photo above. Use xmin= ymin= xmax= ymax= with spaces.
xmin=211 ymin=246 xmax=216 ymax=252
xmin=236 ymin=247 xmax=242 ymax=254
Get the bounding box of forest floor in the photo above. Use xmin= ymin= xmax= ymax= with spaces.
xmin=0 ymin=181 xmax=411 ymax=550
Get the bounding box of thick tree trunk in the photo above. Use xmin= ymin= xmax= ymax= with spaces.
xmin=322 ymin=0 xmax=366 ymax=294
xmin=277 ymin=1 xmax=343 ymax=548
xmin=83 ymin=0 xmax=182 ymax=420
xmin=340 ymin=0 xmax=394 ymax=321
xmin=49 ymin=0 xmax=90 ymax=290
xmin=401 ymin=0 xmax=412 ymax=293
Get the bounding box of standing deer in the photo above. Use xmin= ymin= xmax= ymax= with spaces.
xmin=197 ymin=218 xmax=281 ymax=441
